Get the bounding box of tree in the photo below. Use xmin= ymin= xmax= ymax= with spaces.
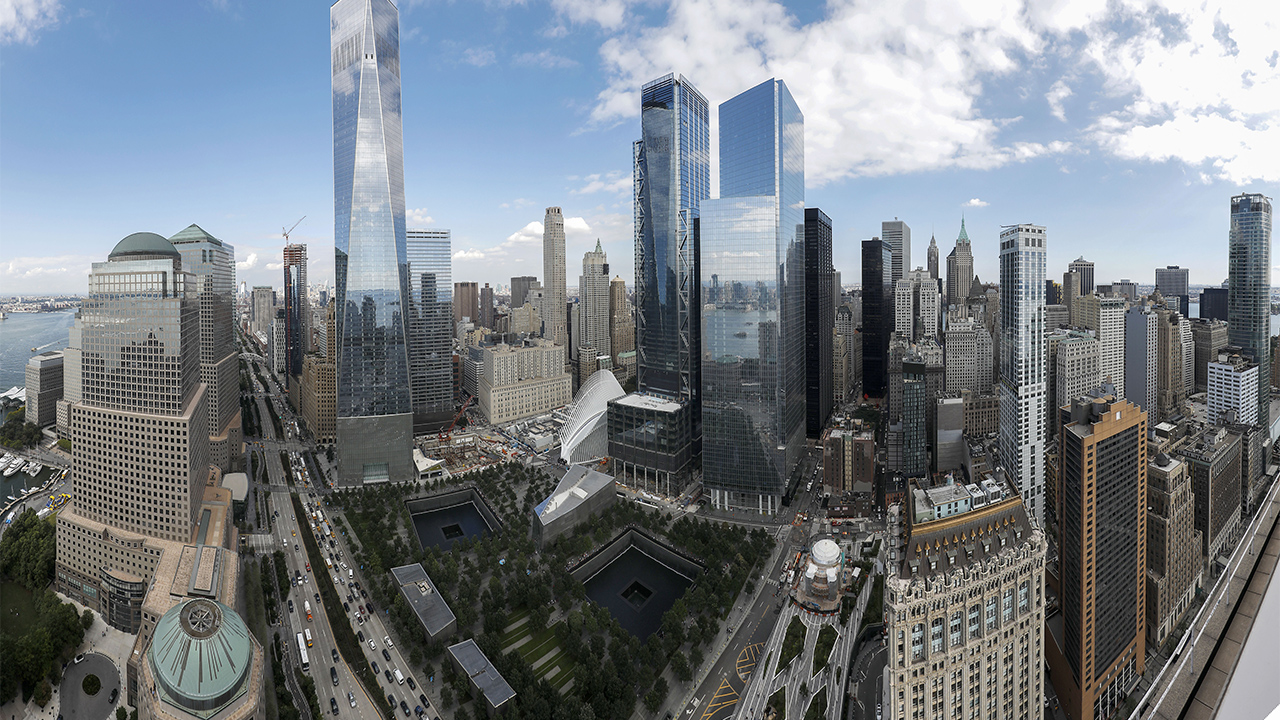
xmin=671 ymin=653 xmax=692 ymax=683
xmin=116 ymin=707 xmax=128 ymax=720
xmin=81 ymin=609 xmax=95 ymax=630
xmin=643 ymin=688 xmax=663 ymax=716
xmin=33 ymin=678 xmax=51 ymax=707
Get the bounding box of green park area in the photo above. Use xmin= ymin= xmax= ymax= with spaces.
xmin=332 ymin=461 xmax=776 ymax=720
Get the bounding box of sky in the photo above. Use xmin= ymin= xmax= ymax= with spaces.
xmin=0 ymin=0 xmax=1276 ymax=297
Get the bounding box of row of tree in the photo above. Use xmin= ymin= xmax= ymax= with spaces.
xmin=0 ymin=408 xmax=42 ymax=449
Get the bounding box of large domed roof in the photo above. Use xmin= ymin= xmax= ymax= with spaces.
xmin=148 ymin=598 xmax=254 ymax=713
xmin=109 ymin=232 xmax=179 ymax=260
xmin=812 ymin=538 xmax=841 ymax=566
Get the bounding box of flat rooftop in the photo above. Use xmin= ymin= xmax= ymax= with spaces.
xmin=612 ymin=393 xmax=682 ymax=413
xmin=448 ymin=639 xmax=515 ymax=710
xmin=535 ymin=465 xmax=613 ymax=525
xmin=390 ymin=564 xmax=456 ymax=638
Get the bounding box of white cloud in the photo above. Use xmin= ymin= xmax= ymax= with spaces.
xmin=500 ymin=198 xmax=534 ymax=209
xmin=0 ymin=0 xmax=60 ymax=44
xmin=571 ymin=171 xmax=630 ymax=196
xmin=265 ymin=262 xmax=283 ymax=271
xmin=550 ymin=0 xmax=632 ymax=30
xmin=1046 ymin=79 xmax=1073 ymax=121
xmin=236 ymin=252 xmax=259 ymax=271
xmin=963 ymin=198 xmax=989 ymax=207
xmin=407 ymin=207 xmax=435 ymax=226
xmin=0 ymin=254 xmax=94 ymax=294
xmin=1080 ymin=0 xmax=1280 ymax=183
xmin=504 ymin=221 xmax=544 ymax=247
xmin=453 ymin=249 xmax=486 ymax=260
xmin=514 ymin=49 xmax=578 ymax=69
xmin=581 ymin=0 xmax=1276 ymax=185
xmin=462 ymin=47 xmax=496 ymax=67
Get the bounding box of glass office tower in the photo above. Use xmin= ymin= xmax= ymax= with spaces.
xmin=609 ymin=73 xmax=709 ymax=493
xmin=283 ymin=243 xmax=308 ymax=379
xmin=804 ymin=208 xmax=833 ymax=438
xmin=1227 ymin=193 xmax=1273 ymax=425
xmin=862 ymin=238 xmax=893 ymax=396
xmin=701 ymin=78 xmax=805 ymax=515
xmin=407 ymin=229 xmax=453 ymax=433
xmin=331 ymin=0 xmax=413 ymax=484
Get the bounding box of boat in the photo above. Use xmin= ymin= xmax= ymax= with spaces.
xmin=734 ymin=331 xmax=747 ymax=338
xmin=26 ymin=463 xmax=42 ymax=477
xmin=3 ymin=463 xmax=21 ymax=477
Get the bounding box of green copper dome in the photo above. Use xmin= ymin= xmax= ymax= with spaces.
xmin=147 ymin=598 xmax=254 ymax=715
xmin=109 ymin=232 xmax=180 ymax=260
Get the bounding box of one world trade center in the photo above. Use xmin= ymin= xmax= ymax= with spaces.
xmin=331 ymin=0 xmax=413 ymax=484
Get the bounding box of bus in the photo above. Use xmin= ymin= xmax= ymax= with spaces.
xmin=304 ymin=628 xmax=313 ymax=647
xmin=295 ymin=632 xmax=310 ymax=671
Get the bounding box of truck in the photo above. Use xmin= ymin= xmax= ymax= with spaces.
xmin=305 ymin=628 xmax=313 ymax=647
xmin=325 ymin=557 xmax=333 ymax=570
xmin=304 ymin=600 xmax=313 ymax=622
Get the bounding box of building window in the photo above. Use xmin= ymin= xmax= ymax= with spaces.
xmin=1003 ymin=589 xmax=1014 ymax=623
xmin=931 ymin=618 xmax=944 ymax=654
xmin=986 ymin=597 xmax=998 ymax=631
xmin=969 ymin=604 xmax=981 ymax=638
xmin=950 ymin=611 xmax=963 ymax=647
xmin=1018 ymin=582 xmax=1029 ymax=614
xmin=912 ymin=624 xmax=925 ymax=661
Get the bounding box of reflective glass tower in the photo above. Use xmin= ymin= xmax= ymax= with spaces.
xmin=1227 ymin=193 xmax=1273 ymax=425
xmin=331 ymin=0 xmax=413 ymax=484
xmin=862 ymin=238 xmax=892 ymax=396
xmin=283 ymin=243 xmax=308 ymax=379
xmin=701 ymin=78 xmax=804 ymax=515
xmin=407 ymin=229 xmax=453 ymax=433
xmin=804 ymin=208 xmax=833 ymax=438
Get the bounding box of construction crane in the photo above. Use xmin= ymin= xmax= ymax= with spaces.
xmin=283 ymin=216 xmax=306 ymax=243
xmin=438 ymin=396 xmax=474 ymax=441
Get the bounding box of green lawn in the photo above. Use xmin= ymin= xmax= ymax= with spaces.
xmin=777 ymin=616 xmax=807 ymax=673
xmin=812 ymin=625 xmax=838 ymax=675
xmin=0 ymin=580 xmax=38 ymax=628
xmin=499 ymin=618 xmax=578 ymax=691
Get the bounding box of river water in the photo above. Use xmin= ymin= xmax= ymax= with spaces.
xmin=0 ymin=311 xmax=76 ymax=392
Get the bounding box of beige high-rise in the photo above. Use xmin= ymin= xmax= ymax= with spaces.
xmin=543 ymin=206 xmax=567 ymax=347
xmin=578 ymin=240 xmax=610 ymax=360
xmin=56 ymin=233 xmax=211 ymax=633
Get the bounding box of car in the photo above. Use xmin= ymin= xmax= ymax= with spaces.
xmin=330 ymin=697 xmax=339 ymax=716
xmin=385 ymin=669 xmax=394 ymax=684
xmin=332 ymin=648 xmax=340 ymax=663
xmin=354 ymin=581 xmax=361 ymax=590
xmin=291 ymin=515 xmax=295 ymax=521
xmin=348 ymin=692 xmax=356 ymax=708
xmin=369 ymin=639 xmax=377 ymax=651
xmin=358 ymin=605 xmax=366 ymax=615
xmin=347 ymin=594 xmax=354 ymax=603
xmin=382 ymin=649 xmax=391 ymax=661
xmin=357 ymin=630 xmax=365 ymax=642
xmin=288 ymin=599 xmax=295 ymax=613
xmin=73 ymin=654 xmax=85 ymax=664
xmin=331 ymin=666 xmax=339 ymax=686
xmin=384 ymin=635 xmax=393 ymax=648
xmin=415 ymin=706 xmax=424 ymax=717
xmin=366 ymin=600 xmax=375 ymax=612
xmin=418 ymin=694 xmax=429 ymax=708
xmin=399 ymin=700 xmax=410 ymax=717
xmin=343 ymin=602 xmax=350 ymax=612
xmin=387 ymin=694 xmax=395 ymax=708
xmin=315 ymin=593 xmax=321 ymax=603
xmin=360 ymin=589 xmax=368 ymax=598
xmin=406 ymin=677 xmax=416 ymax=690
xmin=108 ymin=688 xmax=118 ymax=704
xmin=306 ymin=563 xmax=312 ymax=572
xmin=371 ymin=660 xmax=380 ymax=674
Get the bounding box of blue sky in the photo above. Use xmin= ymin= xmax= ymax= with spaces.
xmin=1 ymin=0 xmax=1276 ymax=296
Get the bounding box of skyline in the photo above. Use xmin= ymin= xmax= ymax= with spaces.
xmin=1 ymin=0 xmax=1277 ymax=296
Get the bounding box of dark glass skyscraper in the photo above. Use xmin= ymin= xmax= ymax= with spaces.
xmin=862 ymin=238 xmax=892 ymax=397
xmin=1227 ymin=193 xmax=1273 ymax=425
xmin=804 ymin=208 xmax=833 ymax=438
xmin=407 ymin=229 xmax=453 ymax=433
xmin=701 ymin=78 xmax=804 ymax=514
xmin=609 ymin=73 xmax=709 ymax=493
xmin=331 ymin=0 xmax=412 ymax=484
xmin=283 ymin=243 xmax=308 ymax=379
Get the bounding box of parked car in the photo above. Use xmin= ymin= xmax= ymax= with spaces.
xmin=406 ymin=676 xmax=416 ymax=690
xmin=382 ymin=649 xmax=391 ymax=661
xmin=372 ymin=660 xmax=380 ymax=675
xmin=357 ymin=630 xmax=365 ymax=643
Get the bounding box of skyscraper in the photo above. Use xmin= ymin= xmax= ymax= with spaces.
xmin=1154 ymin=265 xmax=1189 ymax=315
xmin=1156 ymin=308 xmax=1190 ymax=422
xmin=945 ymin=218 xmax=974 ymax=306
xmin=251 ymin=286 xmax=274 ymax=339
xmin=543 ymin=206 xmax=568 ymax=347
xmin=926 ymin=234 xmax=938 ymax=280
xmin=478 ymin=283 xmax=495 ymax=329
xmin=609 ymin=276 xmax=635 ymax=375
xmin=1145 ymin=452 xmax=1202 ymax=649
xmin=1199 ymin=285 xmax=1228 ymax=321
xmin=999 ymin=224 xmax=1047 ymax=524
xmin=1050 ymin=391 xmax=1147 ymax=720
xmin=1069 ymin=256 xmax=1095 ymax=295
xmin=944 ymin=318 xmax=993 ymax=394
xmin=511 ymin=275 xmax=537 ymax=309
xmin=862 ymin=238 xmax=893 ymax=397
xmin=1078 ymin=293 xmax=1127 ymax=397
xmin=1190 ymin=317 xmax=1229 ymax=393
xmin=332 ymin=0 xmax=412 ymax=484
xmin=282 ymin=242 xmax=308 ymax=379
xmin=1124 ymin=306 xmax=1158 ymax=415
xmin=578 ymin=240 xmax=611 ymax=360
xmin=883 ymin=219 xmax=911 ymax=284
xmin=1062 ymin=270 xmax=1081 ymax=327
xmin=56 ymin=233 xmax=210 ymax=630
xmin=804 ymin=208 xmax=833 ymax=438
xmin=1227 ymin=192 xmax=1273 ymax=425
xmin=407 ymin=228 xmax=453 ymax=432
xmin=894 ymin=268 xmax=940 ymax=341
xmin=608 ymin=73 xmax=709 ymax=494
xmin=453 ymin=282 xmax=479 ymax=325
xmin=701 ymin=77 xmax=803 ymax=514
xmin=170 ymin=224 xmax=240 ymax=473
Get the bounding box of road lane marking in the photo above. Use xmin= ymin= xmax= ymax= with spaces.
xmin=699 ymin=678 xmax=740 ymax=720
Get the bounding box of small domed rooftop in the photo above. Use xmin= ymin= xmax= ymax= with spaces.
xmin=109 ymin=232 xmax=180 ymax=261
xmin=812 ymin=538 xmax=841 ymax=566
xmin=148 ymin=598 xmax=254 ymax=714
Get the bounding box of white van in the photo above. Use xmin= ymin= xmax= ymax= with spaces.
xmin=348 ymin=569 xmax=354 ymax=580
xmin=394 ymin=668 xmax=405 ymax=685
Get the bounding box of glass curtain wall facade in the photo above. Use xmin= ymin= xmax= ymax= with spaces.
xmin=805 ymin=208 xmax=834 ymax=438
xmin=283 ymin=243 xmax=308 ymax=379
xmin=1227 ymin=193 xmax=1273 ymax=425
xmin=331 ymin=0 xmax=413 ymax=484
xmin=701 ymin=78 xmax=804 ymax=514
xmin=407 ymin=229 xmax=453 ymax=433
xmin=862 ymin=238 xmax=892 ymax=396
